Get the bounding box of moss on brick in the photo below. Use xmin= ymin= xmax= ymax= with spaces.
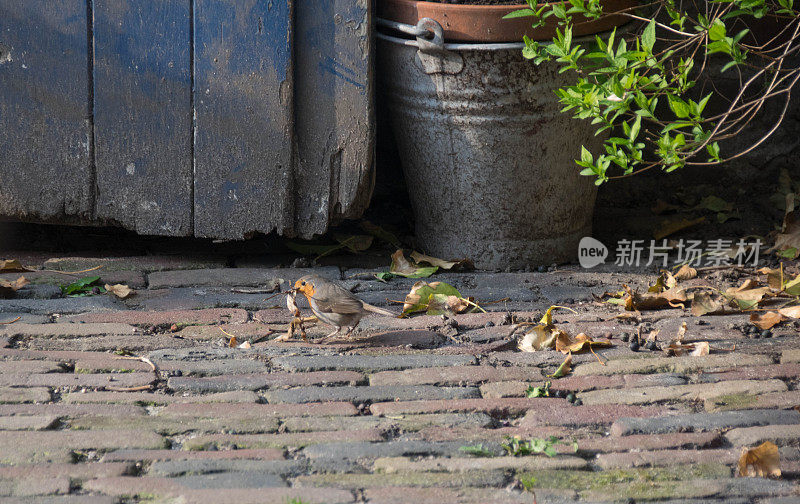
xmin=705 ymin=393 xmax=758 ymax=412
xmin=520 ymin=463 xmax=731 ymax=493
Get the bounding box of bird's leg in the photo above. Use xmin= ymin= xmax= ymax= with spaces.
xmin=319 ymin=326 xmax=342 ymax=344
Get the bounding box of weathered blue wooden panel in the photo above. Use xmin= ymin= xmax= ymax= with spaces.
xmin=294 ymin=0 xmax=374 ymax=238
xmin=193 ymin=0 xmax=293 ymax=239
xmin=0 ymin=0 xmax=92 ymax=221
xmin=93 ymin=0 xmax=193 ymax=235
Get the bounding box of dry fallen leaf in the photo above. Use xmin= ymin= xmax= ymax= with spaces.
xmin=410 ymin=251 xmax=473 ymax=271
xmin=665 ymin=340 xmax=710 ymax=357
xmin=691 ymin=292 xmax=727 ymax=317
xmin=0 ymin=259 xmax=32 ymax=273
xmin=750 ymin=311 xmax=786 ymax=330
xmin=228 ymin=336 xmax=238 ymax=348
xmin=778 ymin=305 xmax=800 ymax=319
xmin=724 ymin=287 xmax=772 ymax=310
xmin=555 ymin=331 xmax=612 ymax=354
xmin=767 ymin=193 xmax=800 ymax=259
xmin=676 ymin=322 xmax=688 ymax=342
xmin=547 ymin=353 xmax=573 ymax=378
xmin=238 ymin=341 xmax=251 ymax=349
xmin=737 ymin=441 xmax=781 ymax=478
xmin=0 ymin=276 xmax=29 ymax=299
xmin=104 ymin=284 xmax=134 ymax=300
xmin=518 ymin=325 xmax=557 ymax=352
xmin=674 ymin=264 xmax=697 ymax=281
xmin=648 ymin=271 xmax=678 ymax=293
xmin=690 ymin=341 xmax=710 ymax=356
xmin=653 ymin=216 xmax=706 ymax=240
xmin=389 ymin=250 xmax=438 ymax=278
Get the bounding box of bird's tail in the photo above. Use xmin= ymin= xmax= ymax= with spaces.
xmin=362 ymin=303 xmax=397 ymax=317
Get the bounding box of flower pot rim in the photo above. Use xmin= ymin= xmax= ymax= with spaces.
xmin=378 ymin=0 xmax=637 ymax=43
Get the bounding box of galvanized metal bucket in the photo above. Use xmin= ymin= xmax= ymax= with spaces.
xmin=378 ymin=18 xmax=605 ymax=269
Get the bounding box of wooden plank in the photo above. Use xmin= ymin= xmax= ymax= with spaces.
xmin=0 ymin=0 xmax=92 ymax=222
xmin=293 ymin=0 xmax=374 ymax=238
xmin=193 ymin=0 xmax=293 ymax=239
xmin=93 ymin=0 xmax=193 ymax=236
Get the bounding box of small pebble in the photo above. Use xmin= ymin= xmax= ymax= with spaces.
xmin=621 ymin=333 xmax=630 ymax=342
xmin=537 ymin=265 xmax=547 ymax=273
xmin=752 ymin=332 xmax=761 ymax=339
xmin=484 ymin=321 xmax=495 ymax=328
xmin=695 ymin=319 xmax=707 ymax=326
xmin=629 ymin=340 xmax=640 ymax=352
xmin=761 ymin=329 xmax=772 ymax=338
xmin=553 ymin=389 xmax=565 ymax=398
xmin=566 ymin=393 xmax=576 ymax=403
xmin=573 ymin=398 xmax=583 ymax=406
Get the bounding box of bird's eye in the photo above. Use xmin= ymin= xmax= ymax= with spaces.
xmin=300 ymin=281 xmax=306 ymax=286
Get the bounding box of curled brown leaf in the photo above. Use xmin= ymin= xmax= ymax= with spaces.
xmin=737 ymin=441 xmax=781 ymax=478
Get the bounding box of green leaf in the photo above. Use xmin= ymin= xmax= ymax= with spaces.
xmin=642 ymin=19 xmax=656 ymax=52
xmin=526 ymin=381 xmax=551 ymax=398
xmin=401 ymin=281 xmax=464 ymax=316
xmin=708 ymin=18 xmax=726 ymax=41
xmin=667 ymin=94 xmax=691 ymax=119
xmin=374 ymin=272 xmax=396 ymax=282
xmin=503 ymin=8 xmax=536 ymax=18
xmin=61 ymin=276 xmax=104 ymax=297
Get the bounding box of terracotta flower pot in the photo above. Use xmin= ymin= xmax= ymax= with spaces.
xmin=377 ymin=0 xmax=637 ymax=42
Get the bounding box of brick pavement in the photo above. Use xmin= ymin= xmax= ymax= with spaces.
xmin=0 ymin=254 xmax=798 ymax=503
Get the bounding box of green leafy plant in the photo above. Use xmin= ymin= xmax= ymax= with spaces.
xmin=459 ymin=444 xmax=496 ymax=457
xmin=61 ymin=276 xmax=105 ymax=297
xmin=502 ymin=435 xmax=579 ymax=457
xmin=526 ymin=380 xmax=552 ymax=397
xmin=506 ymin=0 xmax=800 ymax=183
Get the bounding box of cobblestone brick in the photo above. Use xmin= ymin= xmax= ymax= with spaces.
xmin=576 ymin=431 xmax=721 ymax=454
xmin=705 ymin=390 xmax=800 ymax=412
xmin=0 ymin=430 xmax=166 ymax=463
xmin=147 ymin=267 xmax=339 ymax=289
xmin=573 ymin=354 xmax=773 ymax=376
xmin=147 ymin=459 xmax=306 ymax=478
xmin=63 ymin=390 xmax=259 ymax=404
xmin=370 ymin=398 xmax=561 ymax=417
xmin=369 ymin=366 xmax=541 ymax=387
xmin=578 ymin=379 xmax=787 ymax=406
xmin=363 ymin=486 xmax=542 ymax=504
xmin=263 ymin=385 xmax=480 ymax=404
xmin=596 ymin=448 xmax=738 ymax=469
xmin=611 ymin=409 xmax=800 ymax=436
xmin=0 ymin=386 xmax=50 ymax=403
xmin=183 ymin=429 xmax=384 ymax=450
xmin=159 ymin=401 xmax=358 ymax=418
xmin=780 ymin=349 xmax=800 ymax=364
xmin=0 ymin=414 xmax=60 ymax=430
xmin=725 ymin=424 xmax=800 ymax=446
xmin=519 ymin=403 xmax=678 ymax=428
xmin=168 ymin=371 xmax=364 ymax=392
xmin=0 ymin=360 xmax=64 ymax=374
xmin=293 ymin=471 xmax=506 ymax=489
xmin=272 ymin=354 xmax=476 ymax=372
xmin=373 ymin=455 xmax=588 ymax=473
xmin=67 ymin=308 xmax=249 ymax=326
xmin=0 ymin=372 xmax=154 ymax=389
xmin=101 ymin=448 xmax=284 ymax=462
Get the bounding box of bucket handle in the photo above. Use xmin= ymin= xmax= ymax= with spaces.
xmin=376 ymin=17 xmax=445 ymax=53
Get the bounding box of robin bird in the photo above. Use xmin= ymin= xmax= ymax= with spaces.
xmin=293 ymin=274 xmax=395 ymax=342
